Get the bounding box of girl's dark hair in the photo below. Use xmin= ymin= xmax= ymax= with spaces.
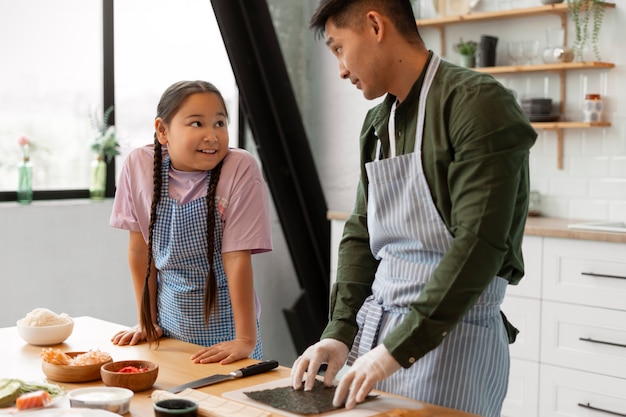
xmin=141 ymin=80 xmax=228 ymax=344
xmin=310 ymin=0 xmax=421 ymax=42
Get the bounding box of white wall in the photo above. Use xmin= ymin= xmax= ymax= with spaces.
xmin=303 ymin=0 xmax=626 ymax=221
xmin=0 ymin=200 xmax=134 ymax=327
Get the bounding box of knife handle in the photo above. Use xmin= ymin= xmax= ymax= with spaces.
xmin=235 ymin=359 xmax=279 ymax=377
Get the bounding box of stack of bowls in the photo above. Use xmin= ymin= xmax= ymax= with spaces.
xmin=521 ymin=98 xmax=558 ymax=122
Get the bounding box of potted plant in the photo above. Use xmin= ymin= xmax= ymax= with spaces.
xmin=453 ymin=38 xmax=478 ymax=68
xmin=567 ymin=0 xmax=606 ymax=61
xmin=89 ymin=105 xmax=119 ymax=200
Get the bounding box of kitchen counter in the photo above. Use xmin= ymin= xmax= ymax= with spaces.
xmin=523 ymin=216 xmax=626 ymax=243
xmin=1 ymin=316 xmax=479 ymax=417
xmin=327 ymin=211 xmax=626 ymax=244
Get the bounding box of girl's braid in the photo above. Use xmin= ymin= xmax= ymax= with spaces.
xmin=203 ymin=159 xmax=224 ymax=324
xmin=140 ymin=137 xmax=163 ymax=344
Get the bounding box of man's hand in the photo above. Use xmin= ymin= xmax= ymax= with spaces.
xmin=333 ymin=344 xmax=401 ymax=409
xmin=291 ymin=339 xmax=349 ymax=390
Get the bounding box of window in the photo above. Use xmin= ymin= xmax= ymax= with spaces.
xmin=0 ymin=0 xmax=102 ymax=198
xmin=114 ymin=0 xmax=239 ymax=162
xmin=0 ymin=0 xmax=237 ymax=201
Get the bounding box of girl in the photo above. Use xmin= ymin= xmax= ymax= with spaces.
xmin=110 ymin=80 xmax=272 ymax=364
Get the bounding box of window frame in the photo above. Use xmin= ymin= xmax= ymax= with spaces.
xmin=0 ymin=0 xmax=115 ymax=203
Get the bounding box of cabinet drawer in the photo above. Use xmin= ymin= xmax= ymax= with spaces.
xmin=501 ymin=296 xmax=540 ymax=361
xmin=506 ymin=235 xmax=542 ymax=299
xmin=539 ymin=364 xmax=626 ymax=417
xmin=501 ymin=359 xmax=539 ymax=417
xmin=541 ymin=301 xmax=626 ymax=378
xmin=543 ymin=238 xmax=626 ymax=310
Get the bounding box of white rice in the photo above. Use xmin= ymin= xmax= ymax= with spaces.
xmin=21 ymin=308 xmax=72 ymax=326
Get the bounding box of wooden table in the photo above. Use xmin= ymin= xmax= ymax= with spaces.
xmin=1 ymin=316 xmax=477 ymax=417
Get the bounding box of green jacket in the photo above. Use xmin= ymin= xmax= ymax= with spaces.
xmin=321 ymin=53 xmax=538 ymax=368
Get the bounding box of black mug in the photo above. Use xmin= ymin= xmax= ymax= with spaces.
xmin=478 ymin=35 xmax=498 ymax=67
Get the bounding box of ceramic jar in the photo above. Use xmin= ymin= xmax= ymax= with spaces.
xmin=582 ymin=94 xmax=603 ymax=123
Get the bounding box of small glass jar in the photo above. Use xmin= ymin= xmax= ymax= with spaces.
xmin=528 ymin=190 xmax=541 ymax=217
xmin=583 ymin=93 xmax=603 ymax=123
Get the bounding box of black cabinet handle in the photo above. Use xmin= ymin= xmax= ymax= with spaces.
xmin=581 ymin=272 xmax=626 ymax=280
xmin=578 ymin=402 xmax=626 ymax=417
xmin=579 ymin=337 xmax=626 ymax=349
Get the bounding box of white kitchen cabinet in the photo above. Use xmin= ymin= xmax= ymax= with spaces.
xmin=503 ymin=236 xmax=626 ymax=417
xmin=539 ymin=364 xmax=626 ymax=417
xmin=541 ymin=300 xmax=626 ymax=378
xmin=542 ymin=237 xmax=626 ymax=311
xmin=505 ymin=359 xmax=540 ymax=417
xmin=502 ymin=296 xmax=541 ymax=362
xmin=505 ymin=235 xmax=543 ymax=299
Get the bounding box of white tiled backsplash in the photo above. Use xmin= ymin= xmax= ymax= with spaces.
xmin=432 ymin=2 xmax=626 ymax=221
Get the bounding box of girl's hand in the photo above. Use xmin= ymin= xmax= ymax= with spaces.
xmin=111 ymin=323 xmax=163 ymax=346
xmin=190 ymin=338 xmax=256 ymax=364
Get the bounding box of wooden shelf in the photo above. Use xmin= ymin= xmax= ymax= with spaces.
xmin=531 ymin=121 xmax=610 ymax=129
xmin=418 ymin=1 xmax=616 ymax=170
xmin=530 ymin=122 xmax=611 ymax=170
xmin=416 ymin=2 xmax=615 ymax=27
xmin=474 ymin=61 xmax=615 ymax=75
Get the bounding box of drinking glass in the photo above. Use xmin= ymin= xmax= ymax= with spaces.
xmin=522 ymin=40 xmax=540 ymax=65
xmin=507 ymin=41 xmax=523 ymax=66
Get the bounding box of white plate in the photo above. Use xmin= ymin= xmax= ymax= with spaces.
xmin=568 ymin=221 xmax=626 ymax=233
xmin=1 ymin=408 xmax=118 ymax=417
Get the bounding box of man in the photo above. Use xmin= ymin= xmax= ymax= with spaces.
xmin=290 ymin=1 xmax=537 ymax=416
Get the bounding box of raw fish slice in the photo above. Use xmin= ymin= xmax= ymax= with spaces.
xmin=15 ymin=390 xmax=52 ymax=410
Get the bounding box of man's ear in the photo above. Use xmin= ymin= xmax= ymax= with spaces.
xmin=154 ymin=118 xmax=168 ymax=144
xmin=365 ymin=11 xmax=385 ymax=39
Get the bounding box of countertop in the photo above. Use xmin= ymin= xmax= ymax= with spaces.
xmin=1 ymin=316 xmax=480 ymax=417
xmin=327 ymin=211 xmax=626 ymax=244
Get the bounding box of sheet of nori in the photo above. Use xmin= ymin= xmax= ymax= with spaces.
xmin=244 ymin=380 xmax=376 ymax=415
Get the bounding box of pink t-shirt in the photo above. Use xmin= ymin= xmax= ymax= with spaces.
xmin=110 ymin=144 xmax=272 ymax=254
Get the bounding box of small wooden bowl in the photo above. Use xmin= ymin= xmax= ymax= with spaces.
xmin=100 ymin=360 xmax=159 ymax=392
xmin=42 ymin=352 xmax=112 ymax=383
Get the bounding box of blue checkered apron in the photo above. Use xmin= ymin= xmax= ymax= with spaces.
xmin=347 ymin=55 xmax=508 ymax=417
xmin=153 ymin=156 xmax=262 ymax=359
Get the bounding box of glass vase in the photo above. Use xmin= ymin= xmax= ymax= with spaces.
xmin=17 ymin=158 xmax=33 ymax=205
xmin=90 ymin=156 xmax=107 ymax=200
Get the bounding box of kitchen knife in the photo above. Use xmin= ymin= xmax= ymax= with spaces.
xmin=166 ymin=359 xmax=279 ymax=393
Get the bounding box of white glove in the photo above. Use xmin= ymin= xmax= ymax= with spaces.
xmin=291 ymin=338 xmax=349 ymax=391
xmin=333 ymin=344 xmax=401 ymax=409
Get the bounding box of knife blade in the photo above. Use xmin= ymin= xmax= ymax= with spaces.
xmin=166 ymin=359 xmax=279 ymax=393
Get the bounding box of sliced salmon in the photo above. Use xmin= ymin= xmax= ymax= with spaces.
xmin=15 ymin=390 xmax=52 ymax=410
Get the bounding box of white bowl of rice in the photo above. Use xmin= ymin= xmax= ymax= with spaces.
xmin=17 ymin=308 xmax=74 ymax=346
